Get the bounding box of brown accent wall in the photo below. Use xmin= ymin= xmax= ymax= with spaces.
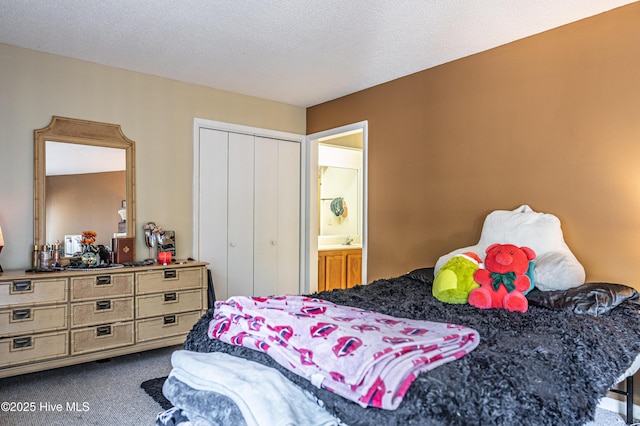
xmin=308 ymin=3 xmax=640 ymax=287
xmin=46 ymin=171 xmax=126 ymax=247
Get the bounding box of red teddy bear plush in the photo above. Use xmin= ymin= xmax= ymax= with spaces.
xmin=468 ymin=243 xmax=536 ymax=313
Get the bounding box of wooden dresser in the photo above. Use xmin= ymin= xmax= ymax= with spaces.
xmin=0 ymin=261 xmax=208 ymax=378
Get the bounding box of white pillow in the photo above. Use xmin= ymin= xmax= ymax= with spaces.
xmin=434 ymin=205 xmax=585 ymax=291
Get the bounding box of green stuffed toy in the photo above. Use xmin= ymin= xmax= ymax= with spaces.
xmin=432 ymin=252 xmax=482 ymax=304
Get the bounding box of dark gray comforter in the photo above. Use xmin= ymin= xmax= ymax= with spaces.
xmin=183 ymin=268 xmax=640 ymax=426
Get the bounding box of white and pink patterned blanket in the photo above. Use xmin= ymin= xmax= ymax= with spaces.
xmin=208 ymin=295 xmax=479 ymax=410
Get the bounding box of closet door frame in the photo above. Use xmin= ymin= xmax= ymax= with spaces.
xmin=192 ymin=118 xmax=306 ymax=295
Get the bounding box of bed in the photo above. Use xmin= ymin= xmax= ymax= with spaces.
xmin=175 ymin=267 xmax=640 ymax=426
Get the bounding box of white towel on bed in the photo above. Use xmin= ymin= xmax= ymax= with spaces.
xmin=169 ymin=350 xmax=340 ymax=426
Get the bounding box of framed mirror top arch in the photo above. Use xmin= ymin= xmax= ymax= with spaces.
xmin=34 ymin=116 xmax=136 ymax=249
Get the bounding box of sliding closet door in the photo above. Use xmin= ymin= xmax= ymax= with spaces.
xmin=198 ymin=129 xmax=229 ymax=300
xmin=227 ymin=132 xmax=255 ymax=297
xmin=254 ymin=137 xmax=300 ymax=296
xmin=276 ymin=139 xmax=300 ymax=295
xmin=254 ymin=138 xmax=279 ymax=295
xmin=198 ymin=127 xmax=300 ymax=300
xmin=198 ymin=129 xmax=255 ymax=300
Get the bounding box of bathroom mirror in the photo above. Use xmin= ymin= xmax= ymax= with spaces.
xmin=318 ymin=143 xmax=363 ymax=242
xmin=34 ymin=116 xmax=136 ymax=248
xmin=319 ymin=166 xmax=360 ymax=237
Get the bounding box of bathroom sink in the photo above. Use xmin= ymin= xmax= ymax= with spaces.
xmin=317 ymin=243 xmax=362 ymax=251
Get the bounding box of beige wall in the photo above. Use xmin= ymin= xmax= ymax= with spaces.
xmin=308 ymin=3 xmax=640 ymax=288
xmin=0 ymin=43 xmax=305 ymax=270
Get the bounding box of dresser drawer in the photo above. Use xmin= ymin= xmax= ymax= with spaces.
xmin=136 ymin=289 xmax=203 ymax=319
xmin=70 ymin=273 xmax=134 ymax=301
xmin=0 ymin=304 xmax=67 ymax=337
xmin=0 ymin=331 xmax=68 ymax=368
xmin=70 ymin=297 xmax=134 ymax=328
xmin=70 ymin=321 xmax=134 ymax=355
xmin=136 ymin=311 xmax=202 ymax=343
xmin=136 ymin=267 xmax=203 ymax=295
xmin=0 ymin=278 xmax=67 ymax=308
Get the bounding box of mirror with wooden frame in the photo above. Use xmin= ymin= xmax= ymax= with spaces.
xmin=34 ymin=116 xmax=136 ymax=252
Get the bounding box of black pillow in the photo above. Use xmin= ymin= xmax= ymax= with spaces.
xmin=527 ymin=282 xmax=639 ymax=316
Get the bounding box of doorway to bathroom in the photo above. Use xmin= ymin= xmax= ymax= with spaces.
xmin=305 ymin=121 xmax=368 ymax=293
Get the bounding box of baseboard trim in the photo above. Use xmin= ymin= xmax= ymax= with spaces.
xmin=598 ymin=396 xmax=639 ymax=420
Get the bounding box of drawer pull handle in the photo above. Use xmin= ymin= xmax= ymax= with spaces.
xmin=12 ymin=309 xmax=32 ymax=320
xmin=163 ymin=270 xmax=177 ymax=279
xmin=12 ymin=280 xmax=32 ymax=292
xmin=164 ymin=292 xmax=177 ymax=302
xmin=96 ymin=276 xmax=111 ymax=285
xmin=96 ymin=325 xmax=112 ymax=336
xmin=164 ymin=315 xmax=176 ymax=325
xmin=96 ymin=300 xmax=112 ymax=310
xmin=13 ymin=337 xmax=32 ymax=349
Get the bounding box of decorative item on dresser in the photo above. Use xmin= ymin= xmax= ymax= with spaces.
xmin=112 ymin=237 xmax=135 ymax=264
xmin=0 ymin=261 xmax=208 ymax=379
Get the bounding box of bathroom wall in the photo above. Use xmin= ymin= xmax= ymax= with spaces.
xmin=318 ymin=143 xmax=363 ymax=245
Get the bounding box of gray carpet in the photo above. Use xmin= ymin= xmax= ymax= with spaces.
xmin=0 ymin=344 xmax=632 ymax=425
xmin=0 ymin=345 xmax=179 ymax=425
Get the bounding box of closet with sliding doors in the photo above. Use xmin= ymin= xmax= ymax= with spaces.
xmin=196 ymin=126 xmax=302 ymax=301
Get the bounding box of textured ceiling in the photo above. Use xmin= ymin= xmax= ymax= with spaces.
xmin=0 ymin=1 xmax=636 ymax=107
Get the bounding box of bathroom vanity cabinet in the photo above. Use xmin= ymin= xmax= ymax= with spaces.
xmin=318 ymin=248 xmax=362 ymax=292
